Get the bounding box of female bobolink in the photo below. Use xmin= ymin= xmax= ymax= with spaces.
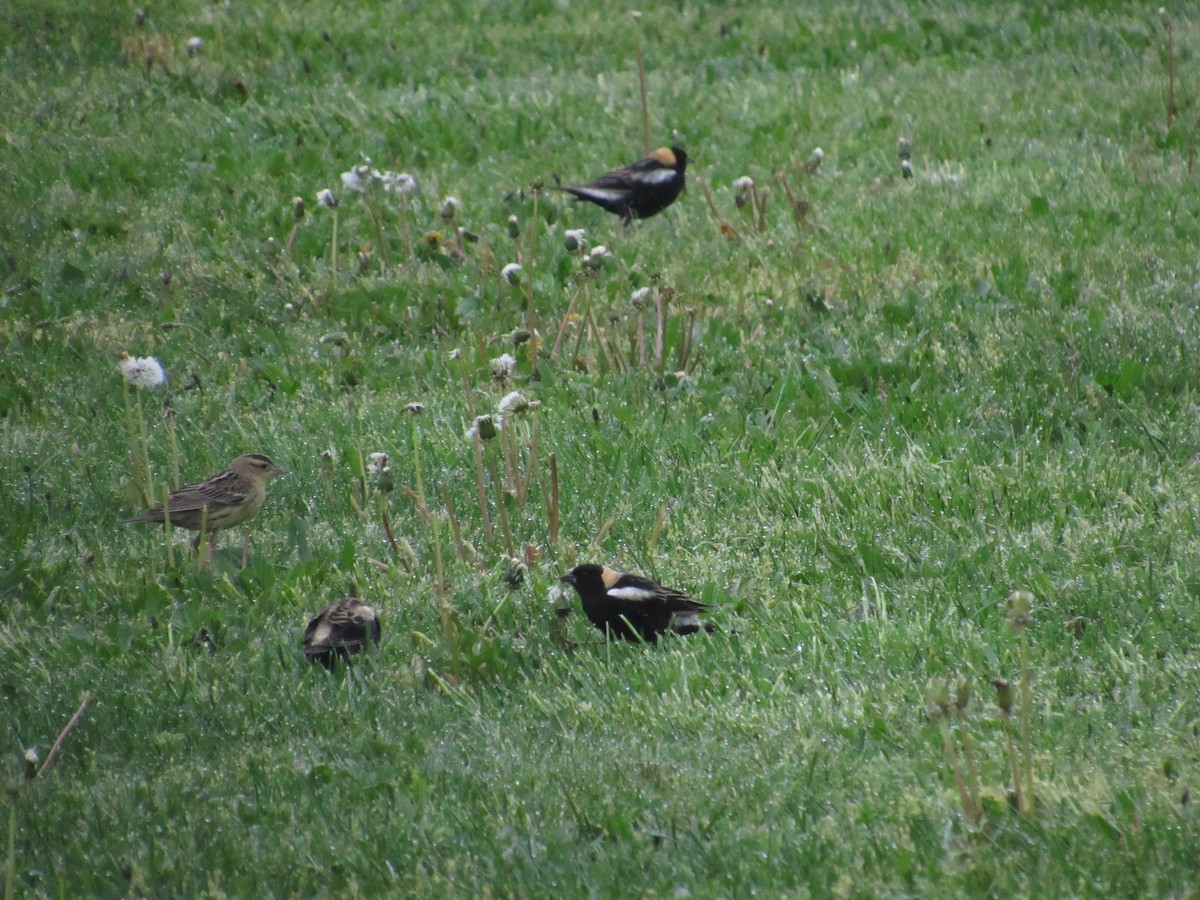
xmin=559 ymin=564 xmax=713 ymax=642
xmin=127 ymin=453 xmax=283 ymax=565
xmin=556 ymin=147 xmax=689 ymax=224
xmin=303 ymin=598 xmax=382 ymax=668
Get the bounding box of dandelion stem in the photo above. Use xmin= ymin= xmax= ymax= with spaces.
xmin=166 ymin=411 xmax=181 ymax=489
xmin=551 ymin=288 xmax=581 ymax=360
xmin=365 ymin=193 xmax=392 ymax=271
xmin=939 ymin=718 xmax=980 ymax=824
xmin=549 ymin=453 xmax=560 ymax=548
xmin=440 ymin=483 xmax=472 ymax=560
xmin=5 ymin=789 xmax=15 ymax=900
xmin=411 ymin=415 xmax=426 ymax=510
xmin=634 ymin=12 xmax=651 ymax=157
xmin=958 ymin=719 xmax=983 ymax=821
xmin=330 ymin=210 xmax=339 ymax=292
xmin=1020 ymin=630 xmax=1035 ymax=811
xmin=486 ymin=448 xmax=515 ymax=557
xmin=1005 ymin=723 xmax=1027 ymax=814
xmin=472 ymin=435 xmax=493 ymax=542
xmin=162 ymin=483 xmax=175 ymax=570
xmin=36 ymin=691 xmax=91 ymax=781
xmin=398 ymin=197 xmax=415 ymax=264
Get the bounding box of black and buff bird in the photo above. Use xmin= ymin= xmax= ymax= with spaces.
xmin=555 ymin=146 xmax=689 ymax=224
xmin=303 ymin=598 xmax=382 ymax=668
xmin=559 ymin=563 xmax=713 ymax=642
xmin=126 ymin=453 xmax=283 ymax=566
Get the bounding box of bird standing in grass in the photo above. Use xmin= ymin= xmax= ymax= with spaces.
xmin=303 ymin=598 xmax=382 ymax=668
xmin=559 ymin=563 xmax=713 ymax=642
xmin=126 ymin=453 xmax=283 ymax=567
xmin=555 ymin=146 xmax=689 ymax=224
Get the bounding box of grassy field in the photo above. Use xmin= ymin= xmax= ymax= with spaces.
xmin=3 ymin=0 xmax=1200 ymax=895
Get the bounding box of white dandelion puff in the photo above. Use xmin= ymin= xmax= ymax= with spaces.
xmin=501 ymin=262 xmax=523 ymax=285
xmin=119 ymin=353 xmax=166 ymax=389
xmin=490 ymin=353 xmax=517 ymax=381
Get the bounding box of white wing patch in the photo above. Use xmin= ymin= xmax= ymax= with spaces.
xmin=607 ymin=586 xmax=656 ymax=602
xmin=638 ymin=168 xmax=678 ymax=185
xmin=573 ymin=187 xmax=630 ymax=202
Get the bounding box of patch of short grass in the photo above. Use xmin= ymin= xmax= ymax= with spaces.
xmin=3 ymin=0 xmax=1200 ymax=896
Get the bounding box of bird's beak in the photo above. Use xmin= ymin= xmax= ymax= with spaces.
xmin=559 ymin=573 xmax=576 ymax=585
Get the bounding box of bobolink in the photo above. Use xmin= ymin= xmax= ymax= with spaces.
xmin=127 ymin=453 xmax=283 ymax=565
xmin=556 ymin=147 xmax=689 ymax=224
xmin=559 ymin=563 xmax=713 ymax=642
xmin=303 ymin=598 xmax=382 ymax=668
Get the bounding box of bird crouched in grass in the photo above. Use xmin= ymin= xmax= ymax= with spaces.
xmin=303 ymin=598 xmax=381 ymax=669
xmin=555 ymin=146 xmax=689 ymax=225
xmin=559 ymin=564 xmax=714 ymax=643
xmin=126 ymin=453 xmax=283 ymax=566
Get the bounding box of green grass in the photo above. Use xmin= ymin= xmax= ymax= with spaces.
xmin=3 ymin=0 xmax=1200 ymax=895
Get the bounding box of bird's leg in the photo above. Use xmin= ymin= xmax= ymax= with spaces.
xmin=241 ymin=525 xmax=250 ymax=569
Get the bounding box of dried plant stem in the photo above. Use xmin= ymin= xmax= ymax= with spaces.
xmin=1019 ymin=631 xmax=1035 ymax=811
xmin=676 ymin=308 xmax=696 ymax=371
xmin=752 ymin=183 xmax=769 ymax=233
xmin=939 ymin=718 xmax=981 ymax=824
xmin=524 ymin=190 xmax=541 ymax=336
xmin=432 ymin=514 xmax=458 ymax=671
xmin=329 ymin=209 xmax=339 ymax=291
xmin=654 ymin=290 xmax=668 ymax=377
xmin=1004 ymin=723 xmax=1027 ymax=814
xmin=161 ymin=482 xmax=175 ymax=570
xmin=379 ymin=503 xmax=406 ymax=569
xmin=410 ymin=417 xmax=427 ymax=510
xmin=958 ymin=720 xmax=983 ymax=821
xmin=549 ymin=453 xmax=560 ymax=547
xmin=1166 ymin=17 xmax=1176 ymax=132
xmin=397 ymin=197 xmax=414 ymax=264
xmin=123 ymin=383 xmax=153 ymax=507
xmin=5 ymin=790 xmax=15 ymax=900
xmin=440 ymin=484 xmax=473 ymax=561
xmin=472 ymin=437 xmax=493 ymax=541
xmin=551 ymin=289 xmax=582 ymax=360
xmin=363 ymin=194 xmax=392 ymax=270
xmin=486 ymin=449 xmax=515 ymax=556
xmin=165 ymin=411 xmax=181 ymax=489
xmin=36 ymin=692 xmax=91 ymax=780
xmin=570 ymin=282 xmax=594 ymax=365
xmin=700 ymin=179 xmax=739 ymax=240
xmin=634 ymin=12 xmax=651 ymax=157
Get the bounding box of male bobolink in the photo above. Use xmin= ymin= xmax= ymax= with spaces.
xmin=560 ymin=564 xmax=713 ymax=642
xmin=303 ymin=598 xmax=382 ymax=668
xmin=556 ymin=147 xmax=689 ymax=224
xmin=127 ymin=453 xmax=283 ymax=565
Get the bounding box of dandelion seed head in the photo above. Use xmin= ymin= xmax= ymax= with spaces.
xmin=467 ymin=414 xmax=499 ymax=442
xmin=501 ymin=262 xmax=523 ymax=285
xmin=490 ymin=353 xmax=517 ymax=381
xmin=380 ymin=171 xmax=418 ymax=194
xmin=186 ymin=36 xmax=204 ymax=56
xmin=316 ymin=188 xmax=338 ymax=209
xmin=341 ymin=166 xmax=371 ymax=193
xmin=367 ymin=452 xmax=391 ymax=476
xmin=563 ymin=228 xmax=588 ymax=252
xmin=440 ymin=196 xmax=462 ymax=219
xmin=119 ymin=352 xmax=166 ymax=389
xmin=498 ymin=390 xmax=533 ymax=419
